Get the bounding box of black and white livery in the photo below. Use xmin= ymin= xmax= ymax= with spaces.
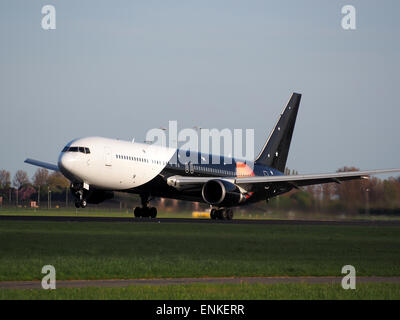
xmin=25 ymin=93 xmax=400 ymax=219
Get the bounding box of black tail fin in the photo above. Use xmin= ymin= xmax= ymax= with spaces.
xmin=254 ymin=93 xmax=301 ymax=173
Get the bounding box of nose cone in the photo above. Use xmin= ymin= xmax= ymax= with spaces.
xmin=58 ymin=153 xmax=78 ymax=180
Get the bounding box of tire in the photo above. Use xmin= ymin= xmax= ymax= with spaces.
xmin=149 ymin=207 xmax=157 ymax=218
xmin=75 ymin=201 xmax=80 ymax=208
xmin=210 ymin=209 xmax=216 ymax=220
xmin=217 ymin=209 xmax=224 ymax=220
xmin=142 ymin=207 xmax=150 ymax=218
xmin=226 ymin=209 xmax=234 ymax=220
xmin=81 ymin=200 xmax=87 ymax=208
xmin=134 ymin=207 xmax=141 ymax=218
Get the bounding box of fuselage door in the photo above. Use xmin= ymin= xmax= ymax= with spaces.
xmin=104 ymin=146 xmax=112 ymax=167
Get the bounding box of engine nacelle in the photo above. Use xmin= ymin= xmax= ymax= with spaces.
xmin=201 ymin=179 xmax=245 ymax=207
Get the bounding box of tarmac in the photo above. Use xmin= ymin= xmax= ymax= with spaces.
xmin=1 ymin=215 xmax=400 ymax=226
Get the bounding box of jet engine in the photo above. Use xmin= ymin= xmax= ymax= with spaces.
xmin=201 ymin=179 xmax=245 ymax=206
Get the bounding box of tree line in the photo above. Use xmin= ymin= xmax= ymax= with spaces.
xmin=0 ymin=168 xmax=69 ymax=205
xmin=267 ymin=166 xmax=400 ymax=214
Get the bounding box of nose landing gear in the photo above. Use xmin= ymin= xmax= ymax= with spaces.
xmin=75 ymin=199 xmax=87 ymax=208
xmin=71 ymin=183 xmax=88 ymax=208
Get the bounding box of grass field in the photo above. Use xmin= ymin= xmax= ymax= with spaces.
xmin=1 ymin=220 xmax=400 ymax=280
xmin=1 ymin=283 xmax=400 ymax=300
xmin=1 ymin=218 xmax=400 ymax=299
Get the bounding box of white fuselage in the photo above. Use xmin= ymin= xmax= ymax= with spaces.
xmin=58 ymin=137 xmax=176 ymax=191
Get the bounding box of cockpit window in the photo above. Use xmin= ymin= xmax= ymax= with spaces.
xmin=62 ymin=146 xmax=90 ymax=154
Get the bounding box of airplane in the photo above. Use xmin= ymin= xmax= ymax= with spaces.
xmin=25 ymin=93 xmax=400 ymax=220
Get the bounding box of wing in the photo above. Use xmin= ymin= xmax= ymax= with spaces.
xmin=167 ymin=169 xmax=400 ymax=190
xmin=24 ymin=158 xmax=59 ymax=172
xmin=235 ymin=169 xmax=400 ymax=188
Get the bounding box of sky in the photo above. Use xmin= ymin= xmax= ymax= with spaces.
xmin=0 ymin=0 xmax=399 ymax=180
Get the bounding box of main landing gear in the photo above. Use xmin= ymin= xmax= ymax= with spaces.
xmin=210 ymin=208 xmax=234 ymax=220
xmin=134 ymin=194 xmax=157 ymax=218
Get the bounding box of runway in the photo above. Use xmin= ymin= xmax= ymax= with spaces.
xmin=1 ymin=276 xmax=400 ymax=289
xmin=1 ymin=215 xmax=400 ymax=226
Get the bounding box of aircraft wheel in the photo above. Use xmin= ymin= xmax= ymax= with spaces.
xmin=141 ymin=207 xmax=150 ymax=218
xmin=80 ymin=200 xmax=87 ymax=208
xmin=149 ymin=207 xmax=157 ymax=218
xmin=217 ymin=209 xmax=224 ymax=220
xmin=134 ymin=207 xmax=141 ymax=218
xmin=75 ymin=201 xmax=81 ymax=208
xmin=210 ymin=209 xmax=217 ymax=220
xmin=226 ymin=208 xmax=234 ymax=220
